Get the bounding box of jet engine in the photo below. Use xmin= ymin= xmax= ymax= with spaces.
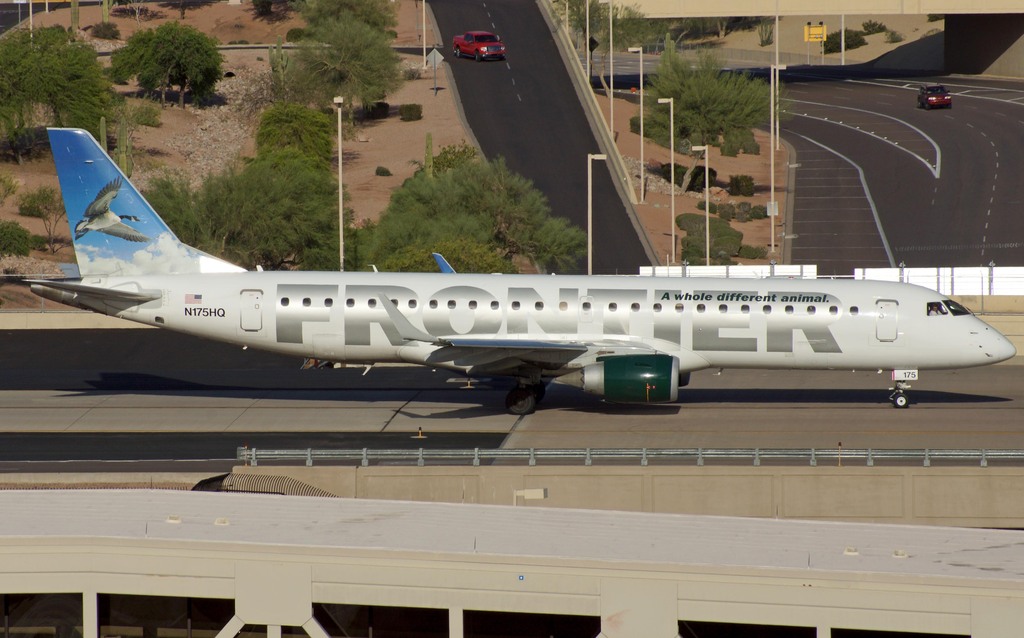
xmin=560 ymin=354 xmax=685 ymax=403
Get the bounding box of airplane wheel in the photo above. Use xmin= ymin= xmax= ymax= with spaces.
xmin=530 ymin=382 xmax=547 ymax=404
xmin=506 ymin=388 xmax=537 ymax=415
xmin=892 ymin=393 xmax=910 ymax=409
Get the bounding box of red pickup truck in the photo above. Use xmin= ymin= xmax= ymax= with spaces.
xmin=452 ymin=31 xmax=507 ymax=61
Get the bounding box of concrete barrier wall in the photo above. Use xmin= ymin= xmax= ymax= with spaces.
xmin=232 ymin=465 xmax=1024 ymax=528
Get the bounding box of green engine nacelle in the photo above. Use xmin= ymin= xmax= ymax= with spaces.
xmin=581 ymin=354 xmax=681 ymax=403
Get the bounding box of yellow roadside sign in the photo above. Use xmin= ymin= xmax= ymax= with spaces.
xmin=804 ymin=22 xmax=826 ymax=42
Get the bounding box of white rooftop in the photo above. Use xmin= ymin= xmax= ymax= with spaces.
xmin=2 ymin=489 xmax=1024 ymax=584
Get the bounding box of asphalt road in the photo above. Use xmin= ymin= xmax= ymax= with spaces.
xmin=430 ymin=0 xmax=652 ymax=274
xmin=780 ymin=70 xmax=1024 ymax=274
xmin=2 ymin=330 xmax=1023 ymax=469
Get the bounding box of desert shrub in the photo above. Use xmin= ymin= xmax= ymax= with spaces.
xmin=433 ymin=142 xmax=478 ymax=173
xmin=375 ymin=166 xmax=392 ymax=176
xmin=629 ymin=115 xmax=640 ymax=135
xmin=885 ymin=30 xmax=904 ymax=43
xmin=728 ymin=174 xmax=755 ymax=197
xmin=739 ymin=244 xmax=768 ymax=259
xmin=927 ymin=14 xmax=943 ymax=22
xmin=91 ymin=21 xmax=120 ymax=40
xmin=366 ymin=101 xmax=390 ymax=119
xmin=403 ymin=66 xmax=421 ymax=80
xmin=0 ymin=171 xmax=17 ymax=206
xmin=735 ymin=201 xmax=751 ymax=222
xmin=721 ymin=129 xmax=758 ymax=157
xmin=757 ymin=19 xmax=773 ymax=47
xmin=399 ymin=104 xmax=422 ymax=121
xmin=0 ymin=220 xmax=32 ymax=257
xmin=131 ymin=101 xmax=162 ymax=128
xmin=686 ymin=165 xmax=717 ymax=192
xmin=861 ymin=20 xmax=887 ymax=35
xmin=824 ymin=29 xmax=866 ymax=54
xmin=252 ymin=0 xmax=274 ymax=17
xmin=750 ymin=204 xmax=768 ymax=219
xmin=717 ymin=202 xmax=735 ymax=222
xmin=694 ymin=201 xmax=717 ymax=215
xmin=285 ymin=28 xmax=306 ymax=42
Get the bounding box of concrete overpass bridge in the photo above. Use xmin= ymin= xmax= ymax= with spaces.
xmin=626 ymin=0 xmax=1024 ymax=77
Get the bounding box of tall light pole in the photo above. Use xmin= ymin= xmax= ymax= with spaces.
xmin=628 ymin=46 xmax=644 ymax=202
xmin=599 ymin=0 xmax=613 ymax=136
xmin=334 ymin=96 xmax=345 ymax=271
xmin=691 ymin=145 xmax=710 ymax=266
xmin=421 ymin=0 xmax=427 ymax=67
xmin=585 ymin=0 xmax=591 ymax=82
xmin=587 ymin=153 xmax=607 ymax=275
xmin=657 ymin=97 xmax=675 ymax=264
xmin=769 ymin=63 xmax=786 ymax=257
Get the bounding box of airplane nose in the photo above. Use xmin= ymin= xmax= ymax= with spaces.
xmin=985 ymin=328 xmax=1017 ymax=363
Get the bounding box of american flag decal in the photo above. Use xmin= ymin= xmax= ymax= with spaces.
xmin=185 ymin=293 xmax=203 ymax=304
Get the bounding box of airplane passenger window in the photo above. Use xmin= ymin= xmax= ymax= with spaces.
xmin=280 ymin=298 xmax=289 ymax=306
xmin=785 ymin=305 xmax=794 ymax=314
xmin=408 ymin=300 xmax=417 ymax=309
xmin=697 ymin=304 xmax=706 ymax=313
xmin=346 ymin=299 xmax=354 ymax=307
xmin=654 ymin=303 xmax=662 ymax=312
xmin=535 ymin=302 xmax=544 ymax=311
xmin=763 ymin=305 xmax=771 ymax=314
xmin=491 ymin=301 xmax=500 ymax=310
xmin=303 ymin=298 xmax=311 ymax=307
xmin=390 ymin=298 xmax=398 ymax=306
xmin=631 ymin=303 xmax=640 ymax=312
xmin=325 ymin=298 xmax=333 ymax=307
xmin=807 ymin=306 xmax=816 ymax=315
xmin=429 ymin=300 xmax=438 ymax=309
xmin=719 ymin=304 xmax=728 ymax=313
xmin=850 ymin=306 xmax=859 ymax=315
xmin=829 ymin=306 xmax=838 ymax=315
xmin=559 ymin=301 xmax=568 ymax=311
xmin=448 ymin=300 xmax=456 ymax=309
xmin=582 ymin=302 xmax=591 ymax=311
xmin=469 ymin=300 xmax=478 ymax=310
xmin=512 ymin=301 xmax=521 ymax=310
xmin=368 ymin=299 xmax=377 ymax=308
xmin=741 ymin=305 xmax=750 ymax=314
xmin=608 ymin=303 xmax=618 ymax=311
xmin=675 ymin=303 xmax=684 ymax=313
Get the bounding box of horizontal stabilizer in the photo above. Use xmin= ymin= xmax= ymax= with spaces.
xmin=27 ymin=279 xmax=161 ymax=303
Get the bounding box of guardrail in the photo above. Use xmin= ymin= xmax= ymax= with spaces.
xmin=236 ymin=447 xmax=1024 ymax=468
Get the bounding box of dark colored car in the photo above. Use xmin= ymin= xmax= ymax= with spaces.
xmin=917 ymin=85 xmax=952 ymax=110
xmin=452 ymin=31 xmax=507 ymax=61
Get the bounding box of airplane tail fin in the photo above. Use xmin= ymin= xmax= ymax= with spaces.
xmin=48 ymin=128 xmax=244 ymax=277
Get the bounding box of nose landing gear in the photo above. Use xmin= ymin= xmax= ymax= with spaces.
xmin=889 ymin=380 xmax=911 ymax=408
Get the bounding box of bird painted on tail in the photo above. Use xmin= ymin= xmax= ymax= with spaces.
xmin=74 ymin=177 xmax=151 ymax=242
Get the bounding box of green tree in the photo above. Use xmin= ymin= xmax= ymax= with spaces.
xmin=294 ymin=18 xmax=402 ymax=111
xmin=17 ymin=186 xmax=66 ymax=254
xmin=298 ymin=0 xmax=397 ymax=33
xmin=372 ymin=158 xmax=585 ymax=273
xmin=646 ymin=46 xmax=769 ymax=148
xmin=146 ymin=149 xmax=341 ymax=270
xmin=256 ymin=103 xmax=334 ymax=169
xmin=377 ymin=237 xmax=515 ymax=273
xmin=110 ymin=22 xmax=223 ymax=108
xmin=0 ymin=27 xmax=110 ymax=162
xmin=0 ymin=220 xmax=32 ymax=257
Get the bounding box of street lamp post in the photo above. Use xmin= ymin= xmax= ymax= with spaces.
xmin=600 ymin=0 xmax=613 ymax=137
xmin=587 ymin=153 xmax=607 ymax=275
xmin=691 ymin=145 xmax=710 ymax=266
xmin=334 ymin=96 xmax=345 ymax=271
xmin=585 ymin=0 xmax=591 ymax=82
xmin=421 ymin=0 xmax=427 ymax=67
xmin=628 ymin=46 xmax=644 ymax=202
xmin=769 ymin=63 xmax=786 ymax=257
xmin=657 ymin=97 xmax=675 ymax=264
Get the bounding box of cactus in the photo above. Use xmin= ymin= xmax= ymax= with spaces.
xmin=269 ymin=37 xmax=290 ymax=93
xmin=70 ymin=0 xmax=79 ymax=32
xmin=99 ymin=116 xmax=107 ymax=153
xmin=424 ymin=133 xmax=433 ymax=179
xmin=101 ymin=0 xmax=110 ymax=24
xmin=115 ymin=119 xmax=133 ymax=177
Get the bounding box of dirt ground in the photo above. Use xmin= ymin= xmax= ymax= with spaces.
xmin=0 ymin=3 xmax=938 ymax=308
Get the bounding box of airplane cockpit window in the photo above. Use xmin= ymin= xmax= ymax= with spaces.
xmin=943 ymin=300 xmax=972 ymax=316
xmin=926 ymin=301 xmax=948 ymax=316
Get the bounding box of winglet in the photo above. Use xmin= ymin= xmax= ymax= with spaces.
xmin=376 ymin=294 xmax=447 ymax=344
xmin=432 ymin=253 xmax=456 ymax=273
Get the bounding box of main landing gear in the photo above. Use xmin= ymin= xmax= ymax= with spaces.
xmin=505 ymin=381 xmax=546 ymax=415
xmin=889 ymin=380 xmax=911 ymax=409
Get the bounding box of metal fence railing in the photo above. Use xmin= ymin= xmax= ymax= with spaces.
xmin=237 ymin=447 xmax=1024 ymax=468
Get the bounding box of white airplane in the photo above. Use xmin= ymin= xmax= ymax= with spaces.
xmin=32 ymin=128 xmax=1016 ymax=414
